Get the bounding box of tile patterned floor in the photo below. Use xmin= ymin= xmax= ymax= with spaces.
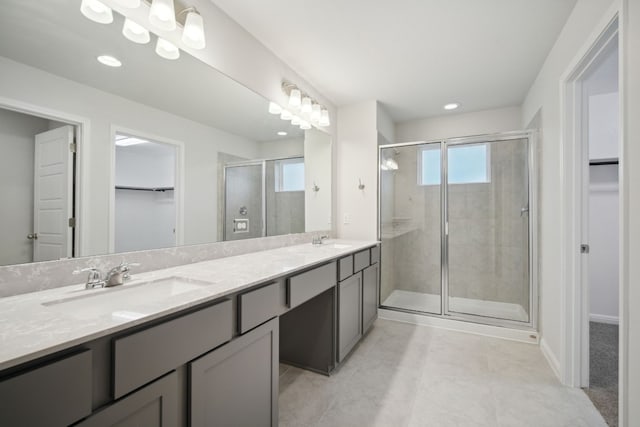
xmin=279 ymin=319 xmax=607 ymax=427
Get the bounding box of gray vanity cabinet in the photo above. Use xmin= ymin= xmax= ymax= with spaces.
xmin=337 ymin=273 xmax=363 ymax=362
xmin=362 ymin=263 xmax=379 ymax=333
xmin=190 ymin=317 xmax=279 ymax=427
xmin=75 ymin=372 xmax=178 ymax=427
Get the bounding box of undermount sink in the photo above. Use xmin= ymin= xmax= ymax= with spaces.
xmin=42 ymin=276 xmax=215 ymax=320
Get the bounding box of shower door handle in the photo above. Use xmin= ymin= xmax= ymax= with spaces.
xmin=520 ymin=205 xmax=529 ymax=217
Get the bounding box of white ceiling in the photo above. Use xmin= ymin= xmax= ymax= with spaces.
xmin=0 ymin=0 xmax=302 ymax=142
xmin=211 ymin=0 xmax=577 ymax=122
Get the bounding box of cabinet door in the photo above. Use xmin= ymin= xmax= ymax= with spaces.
xmin=338 ymin=273 xmax=362 ymax=362
xmin=362 ymin=263 xmax=379 ymax=333
xmin=76 ymin=372 xmax=178 ymax=427
xmin=190 ymin=318 xmax=279 ymax=427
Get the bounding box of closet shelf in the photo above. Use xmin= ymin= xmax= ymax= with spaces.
xmin=115 ymin=186 xmax=174 ymax=192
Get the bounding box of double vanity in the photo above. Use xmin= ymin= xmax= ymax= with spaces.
xmin=0 ymin=240 xmax=380 ymax=426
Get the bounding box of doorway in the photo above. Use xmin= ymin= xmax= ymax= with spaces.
xmin=0 ymin=106 xmax=77 ymax=265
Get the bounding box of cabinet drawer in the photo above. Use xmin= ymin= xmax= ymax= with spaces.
xmin=113 ymin=299 xmax=232 ymax=398
xmin=0 ymin=350 xmax=92 ymax=426
xmin=288 ymin=262 xmax=337 ymax=308
xmin=370 ymin=245 xmax=380 ymax=264
xmin=239 ymin=282 xmax=280 ymax=334
xmin=353 ymin=249 xmax=370 ymax=272
xmin=338 ymin=255 xmax=353 ymax=281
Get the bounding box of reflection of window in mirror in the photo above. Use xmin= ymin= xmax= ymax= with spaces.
xmin=0 ymin=106 xmax=77 ymax=266
xmin=113 ymin=134 xmax=178 ymax=253
xmin=274 ymin=158 xmax=305 ymax=192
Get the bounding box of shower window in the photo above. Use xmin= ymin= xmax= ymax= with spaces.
xmin=274 ymin=158 xmax=305 ymax=192
xmin=418 ymin=143 xmax=491 ymax=185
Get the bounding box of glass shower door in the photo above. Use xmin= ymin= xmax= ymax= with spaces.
xmin=379 ymin=142 xmax=442 ymax=314
xmin=445 ymin=138 xmax=530 ymax=322
xmin=224 ymin=163 xmax=264 ymax=241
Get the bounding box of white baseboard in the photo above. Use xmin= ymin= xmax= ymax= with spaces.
xmin=378 ymin=308 xmax=538 ymax=344
xmin=540 ymin=337 xmax=561 ymax=381
xmin=589 ymin=313 xmax=619 ymax=325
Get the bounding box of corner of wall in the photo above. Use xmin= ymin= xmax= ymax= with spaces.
xmin=539 ymin=337 xmax=562 ymax=381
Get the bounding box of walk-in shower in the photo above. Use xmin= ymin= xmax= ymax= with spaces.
xmin=379 ymin=131 xmax=537 ymax=329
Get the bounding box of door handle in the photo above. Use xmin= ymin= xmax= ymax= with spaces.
xmin=27 ymin=233 xmax=38 ymax=240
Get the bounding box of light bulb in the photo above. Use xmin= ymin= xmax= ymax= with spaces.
xmin=311 ymin=104 xmax=322 ymax=121
xmin=291 ymin=116 xmax=301 ymax=126
xmin=80 ymin=0 xmax=113 ymax=24
xmin=122 ymin=18 xmax=150 ymax=44
xmin=182 ymin=11 xmax=205 ymax=49
xmin=289 ymin=89 xmax=301 ymax=108
xmin=268 ymin=102 xmax=282 ymax=115
xmin=301 ymin=97 xmax=312 ymax=113
xmin=319 ymin=109 xmax=330 ymax=127
xmin=155 ymin=38 xmax=180 ymax=60
xmin=280 ymin=110 xmax=293 ymax=121
xmin=113 ymin=0 xmax=141 ymax=8
xmin=300 ymin=120 xmax=311 ymax=130
xmin=149 ymin=0 xmax=176 ymax=31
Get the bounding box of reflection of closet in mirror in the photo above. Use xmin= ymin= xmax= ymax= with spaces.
xmin=0 ymin=106 xmax=77 ymax=266
xmin=113 ymin=134 xmax=178 ymax=252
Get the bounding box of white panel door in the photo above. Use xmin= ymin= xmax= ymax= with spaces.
xmin=33 ymin=126 xmax=74 ymax=262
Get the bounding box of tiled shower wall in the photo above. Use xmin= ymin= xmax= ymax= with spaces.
xmin=380 ymin=139 xmax=529 ymax=313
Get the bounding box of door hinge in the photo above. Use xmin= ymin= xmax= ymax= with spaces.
xmin=69 ymin=141 xmax=77 ymax=153
xmin=68 ymin=217 xmax=76 ymax=228
xmin=581 ymin=244 xmax=590 ymax=254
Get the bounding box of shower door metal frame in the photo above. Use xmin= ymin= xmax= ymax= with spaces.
xmin=378 ymin=130 xmax=538 ymax=331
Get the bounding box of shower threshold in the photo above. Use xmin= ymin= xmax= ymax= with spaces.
xmin=382 ymin=289 xmax=528 ymax=322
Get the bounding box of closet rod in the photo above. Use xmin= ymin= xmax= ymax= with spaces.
xmin=115 ymin=186 xmax=174 ymax=192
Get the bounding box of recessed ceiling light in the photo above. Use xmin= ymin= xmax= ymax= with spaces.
xmin=444 ymin=103 xmax=460 ymax=110
xmin=97 ymin=55 xmax=122 ymax=67
xmin=277 ymin=131 xmax=287 ymax=136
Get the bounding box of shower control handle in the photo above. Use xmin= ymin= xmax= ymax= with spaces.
xmin=520 ymin=205 xmax=529 ymax=217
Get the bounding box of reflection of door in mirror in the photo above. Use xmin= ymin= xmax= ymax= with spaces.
xmin=113 ymin=134 xmax=178 ymax=252
xmin=0 ymin=107 xmax=76 ymax=267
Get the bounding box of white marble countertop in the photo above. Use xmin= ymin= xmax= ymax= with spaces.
xmin=0 ymin=239 xmax=378 ymax=371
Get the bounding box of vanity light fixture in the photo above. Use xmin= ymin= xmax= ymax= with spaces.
xmin=268 ymin=102 xmax=283 ymax=114
xmin=122 ymin=18 xmax=150 ymax=44
xmin=311 ymin=104 xmax=322 ymax=122
xmin=155 ymin=37 xmax=180 ymax=60
xmin=149 ymin=0 xmax=177 ymax=31
xmin=291 ymin=115 xmax=301 ymax=126
xmin=97 ymin=55 xmax=122 ymax=67
xmin=280 ymin=110 xmax=293 ymax=120
xmin=300 ymin=120 xmax=311 ymax=130
xmin=181 ymin=8 xmax=206 ymax=49
xmin=319 ymin=109 xmax=330 ymax=127
xmin=113 ymin=0 xmax=141 ymax=8
xmin=277 ymin=131 xmax=288 ymax=136
xmin=301 ymin=97 xmax=312 ymax=113
xmin=288 ymin=89 xmax=301 ymax=108
xmin=80 ymin=0 xmax=113 ymax=24
xmin=444 ymin=102 xmax=460 ymax=110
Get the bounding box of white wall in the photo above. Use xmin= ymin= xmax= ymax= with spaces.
xmin=588 ymin=165 xmax=619 ymax=323
xmin=0 ymin=56 xmax=259 ymax=256
xmin=115 ymin=143 xmax=176 ymax=188
xmin=0 ymin=108 xmax=50 ymax=265
xmin=395 ymin=106 xmax=522 ymax=142
xmin=304 ymin=129 xmax=332 ymax=231
xmin=258 ymin=137 xmax=304 ymax=159
xmin=520 ymin=0 xmax=615 ymax=377
xmin=622 ymin=0 xmax=640 ymax=423
xmin=336 ymin=101 xmax=379 ymax=239
xmin=588 ymin=92 xmax=619 ymax=160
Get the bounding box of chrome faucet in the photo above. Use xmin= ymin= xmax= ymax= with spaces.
xmin=104 ymin=262 xmax=140 ymax=287
xmin=74 ymin=267 xmax=106 ymax=289
xmin=312 ymin=234 xmax=330 ymax=245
